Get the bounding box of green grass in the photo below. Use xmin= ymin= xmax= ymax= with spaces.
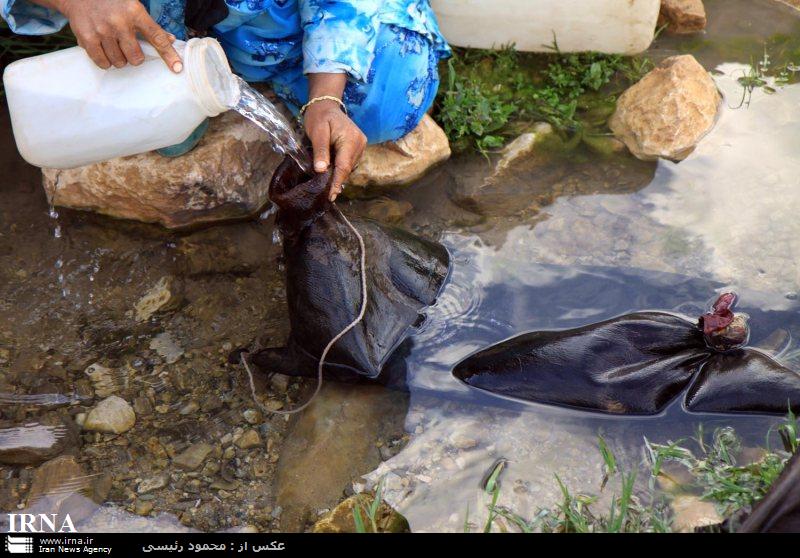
xmin=598 ymin=434 xmax=617 ymax=490
xmin=729 ymin=46 xmax=797 ymax=108
xmin=353 ymin=477 xmax=385 ymax=533
xmin=472 ymin=412 xmax=799 ymax=533
xmin=777 ymin=407 xmax=799 ymax=454
xmin=473 ymin=436 xmax=673 ymax=533
xmin=434 ymin=43 xmax=651 ymax=155
xmin=646 ymin=426 xmax=789 ymax=521
xmin=481 ymin=459 xmax=506 ymax=532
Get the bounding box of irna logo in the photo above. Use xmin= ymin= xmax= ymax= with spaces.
xmin=5 ymin=536 xmax=34 ymax=554
xmin=6 ymin=513 xmax=76 ymax=533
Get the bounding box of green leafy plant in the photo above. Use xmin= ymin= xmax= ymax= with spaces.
xmin=352 ymin=477 xmax=385 ymax=533
xmin=434 ymin=42 xmax=650 ymax=154
xmin=646 ymin=411 xmax=799 ymax=519
xmin=436 ymin=49 xmax=521 ymax=155
xmin=731 ymin=45 xmax=800 ymax=109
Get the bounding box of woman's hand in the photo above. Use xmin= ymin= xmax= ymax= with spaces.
xmin=305 ymin=73 xmax=367 ymax=202
xmin=47 ymin=0 xmax=182 ymax=72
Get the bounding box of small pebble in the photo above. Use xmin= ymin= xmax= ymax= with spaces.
xmin=134 ymin=500 xmax=155 ymax=516
xmin=243 ymin=409 xmax=262 ymax=424
xmin=179 ymin=401 xmax=199 ymax=415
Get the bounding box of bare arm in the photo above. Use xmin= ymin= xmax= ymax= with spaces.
xmin=26 ymin=0 xmax=182 ymax=72
xmin=304 ymin=72 xmax=367 ymax=201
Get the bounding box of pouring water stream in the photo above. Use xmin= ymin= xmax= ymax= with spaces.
xmin=231 ymin=77 xmax=312 ymax=174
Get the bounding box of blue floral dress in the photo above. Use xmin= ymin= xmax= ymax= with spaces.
xmin=1 ymin=0 xmax=450 ymax=143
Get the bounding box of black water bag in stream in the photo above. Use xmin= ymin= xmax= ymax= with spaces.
xmin=453 ymin=293 xmax=800 ymax=415
xmin=243 ymin=157 xmax=450 ymax=381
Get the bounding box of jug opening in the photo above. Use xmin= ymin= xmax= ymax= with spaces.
xmin=185 ymin=38 xmax=240 ymax=116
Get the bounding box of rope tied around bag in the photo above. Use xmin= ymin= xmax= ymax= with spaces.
xmin=240 ymin=204 xmax=367 ymax=416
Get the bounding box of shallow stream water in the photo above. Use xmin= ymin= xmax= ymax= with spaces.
xmin=1 ymin=0 xmax=800 ymax=533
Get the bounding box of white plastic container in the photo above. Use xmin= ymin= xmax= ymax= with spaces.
xmin=431 ymin=0 xmax=661 ymax=54
xmin=3 ymin=37 xmax=240 ymax=169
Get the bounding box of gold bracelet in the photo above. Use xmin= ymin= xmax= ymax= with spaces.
xmin=299 ymin=95 xmax=347 ymax=118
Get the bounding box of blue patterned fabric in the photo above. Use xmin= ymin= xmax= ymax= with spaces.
xmin=273 ymin=24 xmax=440 ymax=143
xmin=1 ymin=0 xmax=449 ymax=143
xmin=1 ymin=0 xmax=65 ymax=34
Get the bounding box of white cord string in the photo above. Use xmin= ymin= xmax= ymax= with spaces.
xmin=241 ymin=204 xmax=367 ymax=416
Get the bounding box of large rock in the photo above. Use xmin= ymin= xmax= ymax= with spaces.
xmin=448 ymin=124 xmax=656 ymax=218
xmin=84 ymin=396 xmax=136 ymax=434
xmin=345 ymin=114 xmax=451 ymax=198
xmin=659 ymin=0 xmax=707 ymax=34
xmin=275 ymin=383 xmax=408 ymax=531
xmin=27 ymin=455 xmax=89 ymax=504
xmin=149 ymin=332 xmax=184 ymax=364
xmin=41 ymin=112 xmax=284 ymax=229
xmin=609 ymin=55 xmax=720 ymax=161
xmin=486 ymin=124 xmax=555 ymax=183
xmin=448 ymin=125 xmax=556 ymax=216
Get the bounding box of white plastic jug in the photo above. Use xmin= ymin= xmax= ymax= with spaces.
xmin=431 ymin=0 xmax=661 ymax=54
xmin=3 ymin=37 xmax=240 ymax=169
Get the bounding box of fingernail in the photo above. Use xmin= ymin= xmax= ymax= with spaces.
xmin=173 ymin=61 xmax=183 ymax=73
xmin=315 ymin=161 xmax=327 ymax=172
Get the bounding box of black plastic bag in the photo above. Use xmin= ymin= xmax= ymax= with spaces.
xmin=686 ymin=350 xmax=800 ymax=414
xmin=453 ymin=293 xmax=800 ymax=415
xmin=243 ymin=157 xmax=450 ymax=381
